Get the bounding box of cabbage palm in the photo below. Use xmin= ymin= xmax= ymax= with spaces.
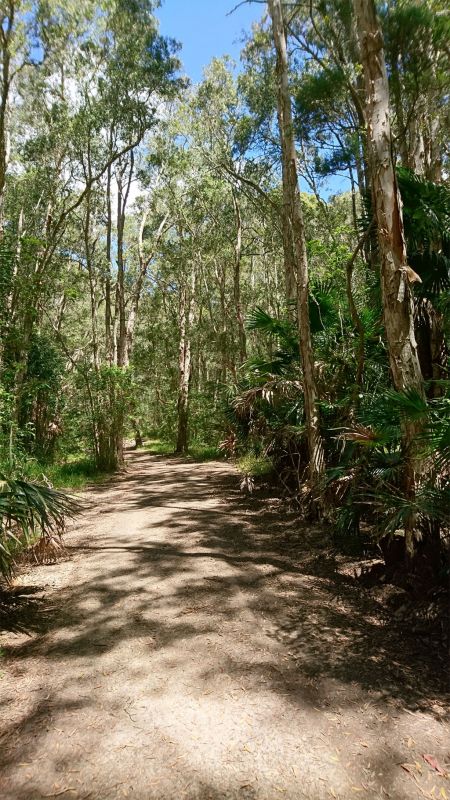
xmin=0 ymin=476 xmax=81 ymax=581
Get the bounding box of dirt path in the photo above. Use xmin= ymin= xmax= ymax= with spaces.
xmin=0 ymin=451 xmax=449 ymax=800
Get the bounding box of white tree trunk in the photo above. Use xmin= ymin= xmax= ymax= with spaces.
xmin=353 ymin=0 xmax=425 ymax=559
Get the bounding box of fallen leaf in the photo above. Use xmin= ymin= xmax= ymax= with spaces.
xmin=440 ymin=789 xmax=448 ymax=800
xmin=423 ymin=755 xmax=446 ymax=777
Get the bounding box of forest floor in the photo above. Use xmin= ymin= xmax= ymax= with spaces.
xmin=0 ymin=450 xmax=449 ymax=800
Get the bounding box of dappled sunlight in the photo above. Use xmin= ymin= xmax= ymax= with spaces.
xmin=1 ymin=452 xmax=448 ymax=799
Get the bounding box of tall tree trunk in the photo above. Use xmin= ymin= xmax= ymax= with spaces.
xmin=353 ymin=0 xmax=425 ymax=561
xmin=175 ymin=268 xmax=196 ymax=455
xmin=0 ymin=1 xmax=13 ymax=234
xmin=276 ymin=104 xmax=297 ymax=308
xmin=268 ymin=0 xmax=325 ymax=492
xmin=105 ymin=161 xmax=113 ymax=365
xmin=107 ymin=153 xmax=134 ymax=470
xmin=231 ymin=190 xmax=247 ymax=365
xmin=214 ymin=259 xmax=227 ymax=383
xmin=84 ymin=183 xmax=100 ymax=372
xmin=345 ymin=223 xmax=374 ymax=408
xmin=115 ymin=153 xmax=134 ymax=369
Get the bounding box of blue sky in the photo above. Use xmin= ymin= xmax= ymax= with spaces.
xmin=157 ymin=0 xmax=262 ymax=83
xmin=157 ymin=0 xmax=350 ymax=197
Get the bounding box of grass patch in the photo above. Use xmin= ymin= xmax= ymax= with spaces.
xmin=237 ymin=452 xmax=273 ymax=478
xmin=145 ymin=439 xmax=175 ymax=456
xmin=144 ymin=439 xmax=224 ymax=461
xmin=188 ymin=444 xmax=224 ymax=462
xmin=24 ymin=457 xmax=111 ymax=490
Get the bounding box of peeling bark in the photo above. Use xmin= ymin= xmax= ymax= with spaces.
xmin=353 ymin=0 xmax=425 ymax=561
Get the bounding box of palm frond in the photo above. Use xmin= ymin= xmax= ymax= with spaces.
xmin=246 ymin=307 xmax=298 ymax=352
xmin=0 ymin=476 xmax=82 ymax=580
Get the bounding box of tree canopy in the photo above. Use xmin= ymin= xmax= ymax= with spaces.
xmin=0 ymin=0 xmax=448 ymax=583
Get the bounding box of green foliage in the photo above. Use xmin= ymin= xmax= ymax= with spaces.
xmin=397 ymin=168 xmax=450 ymax=299
xmin=146 ymin=439 xmax=174 ymax=456
xmin=328 ymin=385 xmax=450 ymax=549
xmin=228 ymin=296 xmax=449 ymax=573
xmin=237 ymin=453 xmax=273 ymax=478
xmin=0 ymin=475 xmax=81 ymax=581
xmin=24 ymin=458 xmax=110 ymax=491
xmin=0 ymin=0 xmax=448 ymax=591
xmin=145 ymin=438 xmax=224 ymax=462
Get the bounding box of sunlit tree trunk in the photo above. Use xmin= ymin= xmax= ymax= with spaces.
xmin=353 ymin=0 xmax=425 ymax=561
xmin=115 ymin=153 xmax=134 ymax=370
xmin=268 ymin=0 xmax=325 ymax=494
xmin=276 ymin=103 xmax=297 ymax=308
xmin=175 ymin=267 xmax=196 ymax=455
xmin=0 ymin=1 xmax=14 ymax=234
xmin=105 ymin=160 xmax=113 ymax=365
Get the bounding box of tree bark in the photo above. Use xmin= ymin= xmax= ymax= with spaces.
xmin=276 ymin=103 xmax=297 ymax=308
xmin=105 ymin=160 xmax=113 ymax=365
xmin=353 ymin=0 xmax=425 ymax=560
xmin=0 ymin=1 xmax=14 ymax=234
xmin=268 ymin=0 xmax=325 ymax=492
xmin=175 ymin=267 xmax=196 ymax=455
xmin=231 ymin=190 xmax=247 ymax=365
xmin=115 ymin=153 xmax=134 ymax=369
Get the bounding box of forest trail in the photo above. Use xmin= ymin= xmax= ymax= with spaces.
xmin=0 ymin=451 xmax=448 ymax=800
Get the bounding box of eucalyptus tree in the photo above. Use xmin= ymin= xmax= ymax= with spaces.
xmin=128 ymin=62 xmax=291 ymax=454
xmin=268 ymin=0 xmax=325 ymax=497
xmin=59 ymin=0 xmax=182 ymax=469
xmin=0 ymin=0 xmax=181 ymax=468
xmin=384 ymin=0 xmax=449 ymax=181
xmin=353 ymin=0 xmax=425 ymax=561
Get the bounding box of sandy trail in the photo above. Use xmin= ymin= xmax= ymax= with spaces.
xmin=0 ymin=451 xmax=448 ymax=800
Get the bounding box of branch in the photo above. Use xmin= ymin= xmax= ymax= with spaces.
xmin=219 ymin=161 xmax=278 ymax=210
xmin=226 ymin=0 xmax=266 ymax=16
xmin=38 ymin=135 xmax=143 ymax=277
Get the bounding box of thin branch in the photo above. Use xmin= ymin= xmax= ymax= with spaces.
xmin=227 ymin=0 xmax=266 ymax=16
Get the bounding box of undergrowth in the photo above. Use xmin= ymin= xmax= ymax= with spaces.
xmin=237 ymin=453 xmax=273 ymax=478
xmin=21 ymin=457 xmax=111 ymax=490
xmin=144 ymin=438 xmax=224 ymax=462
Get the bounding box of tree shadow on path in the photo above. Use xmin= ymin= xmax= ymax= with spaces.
xmin=0 ymin=452 xmax=449 ymax=800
